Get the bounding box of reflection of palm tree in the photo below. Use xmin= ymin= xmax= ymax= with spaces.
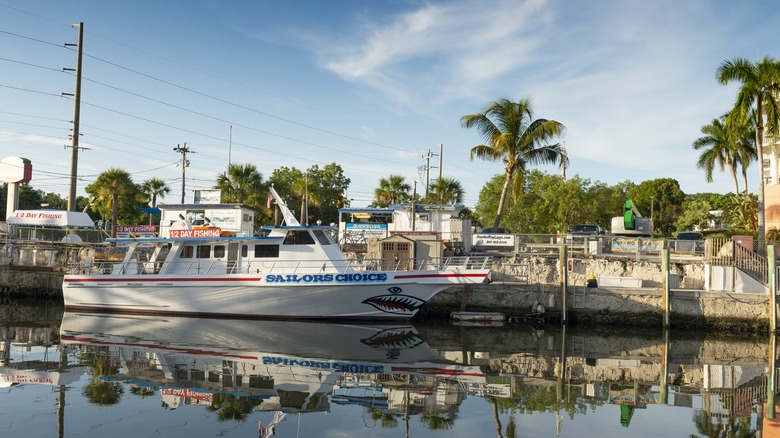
xmin=206 ymin=393 xmax=262 ymax=422
xmin=689 ymin=410 xmax=754 ymax=437
xmin=82 ymin=378 xmax=124 ymax=406
xmin=491 ymin=397 xmax=504 ymax=438
xmin=420 ymin=413 xmax=456 ymax=430
xmin=129 ymin=385 xmax=156 ymax=399
xmin=368 ymin=407 xmax=399 ymax=428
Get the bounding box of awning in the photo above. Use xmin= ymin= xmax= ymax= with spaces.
xmin=139 ymin=207 xmax=161 ymax=216
xmin=7 ymin=210 xmax=95 ymax=228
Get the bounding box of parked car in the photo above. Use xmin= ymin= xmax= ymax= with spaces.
xmin=480 ymin=227 xmax=510 ymax=234
xmin=673 ymin=231 xmax=704 ymax=253
xmin=565 ymin=224 xmax=603 ymax=243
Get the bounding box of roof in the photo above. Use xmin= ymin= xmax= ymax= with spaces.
xmin=338 ymin=208 xmax=393 ymax=215
xmin=157 ymin=203 xmax=259 ymax=212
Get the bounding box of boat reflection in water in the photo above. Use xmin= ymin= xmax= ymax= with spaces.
xmin=58 ymin=312 xmax=486 ymax=432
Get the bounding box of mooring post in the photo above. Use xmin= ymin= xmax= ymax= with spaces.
xmin=662 ymin=248 xmax=670 ymax=329
xmin=660 ymin=327 xmax=669 ymax=405
xmin=770 ymin=245 xmax=777 ymax=333
xmin=560 ymin=245 xmax=568 ymax=324
xmin=769 ymin=331 xmax=777 ymax=420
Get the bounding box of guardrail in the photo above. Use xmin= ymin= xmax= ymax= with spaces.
xmin=68 ymin=255 xmax=495 ymax=276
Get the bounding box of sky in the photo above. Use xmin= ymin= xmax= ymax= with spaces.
xmin=0 ymin=0 xmax=778 ymax=210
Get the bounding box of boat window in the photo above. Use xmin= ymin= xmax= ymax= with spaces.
xmin=197 ymin=245 xmax=211 ymax=258
xmin=312 ymin=230 xmax=331 ymax=245
xmin=254 ymin=245 xmax=280 ymax=258
xmin=214 ymin=245 xmax=225 ymax=258
xmin=241 ymin=245 xmax=248 ymax=257
xmin=181 ymin=245 xmax=194 ymax=258
xmin=283 ymin=230 xmax=316 ymax=245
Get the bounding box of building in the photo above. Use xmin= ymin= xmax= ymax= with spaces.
xmin=337 ymin=204 xmax=473 ymax=252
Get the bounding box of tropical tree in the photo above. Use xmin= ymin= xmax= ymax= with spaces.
xmin=85 ymin=168 xmax=137 ymax=237
xmin=215 ymin=163 xmax=264 ymax=205
xmin=717 ymin=56 xmax=780 ymax=247
xmin=373 ymin=175 xmax=412 ymax=207
xmin=692 ymin=115 xmax=740 ymax=194
xmin=462 ymin=97 xmax=566 ymax=230
xmin=426 ymin=177 xmax=464 ymax=204
xmin=140 ymin=177 xmax=170 ymax=225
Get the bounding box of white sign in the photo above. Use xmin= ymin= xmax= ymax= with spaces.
xmin=473 ymin=233 xmax=515 ymax=247
xmin=194 ymin=189 xmax=221 ymax=204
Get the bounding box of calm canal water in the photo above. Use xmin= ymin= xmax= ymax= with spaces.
xmin=0 ymin=300 xmax=776 ymax=437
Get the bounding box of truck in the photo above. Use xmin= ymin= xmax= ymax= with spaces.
xmin=610 ymin=199 xmax=653 ymax=236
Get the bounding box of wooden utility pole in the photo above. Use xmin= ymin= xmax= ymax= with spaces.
xmin=173 ymin=143 xmax=191 ymax=203
xmin=65 ymin=22 xmax=84 ymax=212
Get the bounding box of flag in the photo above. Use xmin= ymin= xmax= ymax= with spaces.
xmin=266 ymin=192 xmax=274 ymax=209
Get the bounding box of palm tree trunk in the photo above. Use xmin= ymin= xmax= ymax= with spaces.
xmin=729 ymin=165 xmax=740 ymax=195
xmin=493 ymin=171 xmax=513 ymax=230
xmin=742 ymin=167 xmax=749 ymax=194
xmin=757 ymin=113 xmax=766 ymax=246
xmin=491 ymin=397 xmax=503 ymax=438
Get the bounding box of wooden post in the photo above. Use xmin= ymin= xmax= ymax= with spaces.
xmin=662 ymin=248 xmax=670 ymax=329
xmin=770 ymin=245 xmax=777 ymax=333
xmin=769 ymin=331 xmax=777 ymax=419
xmin=560 ymin=245 xmax=568 ymax=323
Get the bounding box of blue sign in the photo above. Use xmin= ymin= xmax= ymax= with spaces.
xmin=265 ymin=273 xmax=388 ymax=283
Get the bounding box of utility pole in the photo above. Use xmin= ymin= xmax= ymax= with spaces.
xmin=420 ymin=149 xmax=439 ymax=198
xmin=64 ymin=22 xmax=84 ymax=212
xmin=438 ymin=144 xmax=443 ymax=181
xmin=173 ymin=143 xmax=192 ymax=203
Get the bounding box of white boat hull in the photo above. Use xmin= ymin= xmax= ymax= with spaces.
xmin=63 ymin=269 xmax=491 ymax=320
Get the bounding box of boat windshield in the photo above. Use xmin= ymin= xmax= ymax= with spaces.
xmin=283 ymin=230 xmax=316 ymax=245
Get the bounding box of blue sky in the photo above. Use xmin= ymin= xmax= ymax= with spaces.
xmin=1 ymin=0 xmax=778 ymax=209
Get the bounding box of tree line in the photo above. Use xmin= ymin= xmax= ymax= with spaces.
xmin=2 ymin=55 xmax=777 ymax=238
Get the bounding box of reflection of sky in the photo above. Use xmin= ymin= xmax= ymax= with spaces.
xmin=0 ymin=344 xmax=756 ymax=437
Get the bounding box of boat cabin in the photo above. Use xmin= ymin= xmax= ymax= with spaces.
xmin=110 ymin=226 xmax=348 ymax=276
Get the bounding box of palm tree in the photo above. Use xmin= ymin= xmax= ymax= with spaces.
xmin=428 ymin=177 xmax=464 ymax=204
xmin=462 ymin=97 xmax=566 ymax=230
xmin=717 ymin=56 xmax=780 ymax=243
xmin=374 ymin=175 xmax=412 ymax=207
xmin=140 ymin=177 xmax=170 ymax=225
xmin=85 ymin=168 xmax=135 ymax=237
xmin=692 ymin=116 xmax=740 ymax=194
xmin=215 ymin=163 xmax=263 ymax=204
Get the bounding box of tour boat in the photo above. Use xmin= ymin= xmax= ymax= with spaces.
xmin=62 ymin=191 xmax=493 ymax=321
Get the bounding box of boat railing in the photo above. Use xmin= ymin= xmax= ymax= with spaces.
xmin=67 ymin=255 xmax=494 ymax=275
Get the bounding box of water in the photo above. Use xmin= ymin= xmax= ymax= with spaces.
xmin=0 ymin=301 xmax=774 ymax=437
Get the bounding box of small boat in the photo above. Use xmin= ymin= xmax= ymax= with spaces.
xmin=62 ymin=190 xmax=493 ymax=321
